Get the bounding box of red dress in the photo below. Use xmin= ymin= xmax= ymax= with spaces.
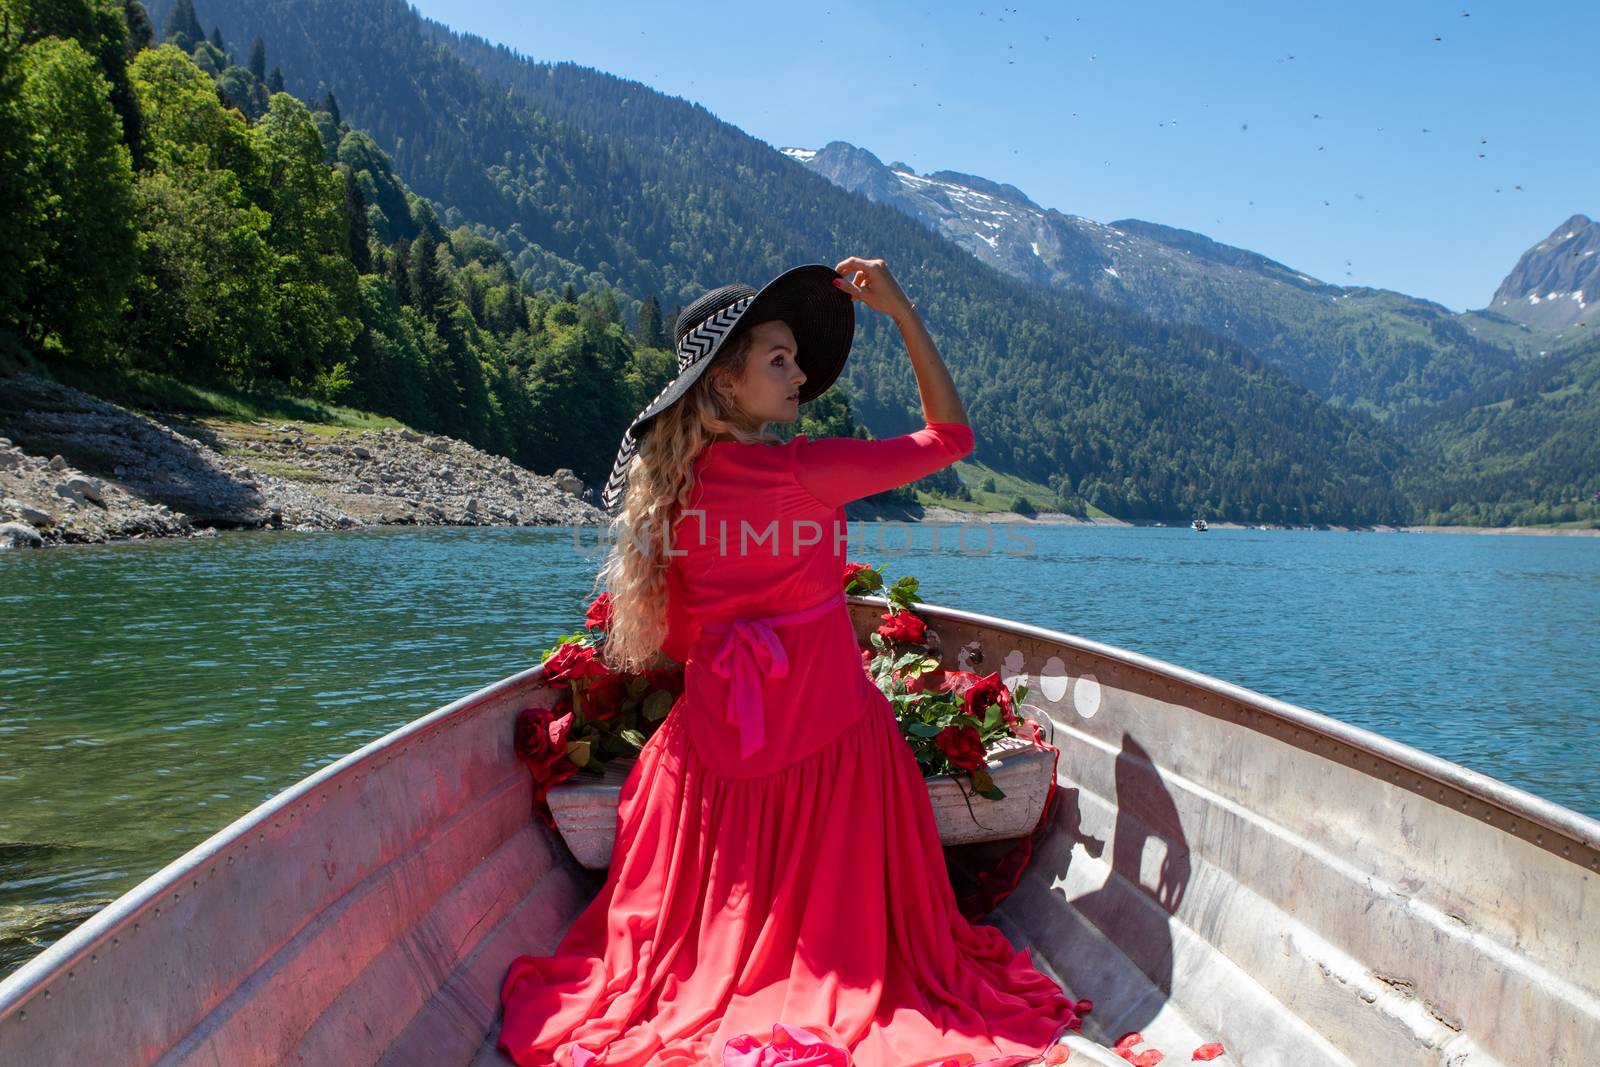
xmin=500 ymin=423 xmax=1078 ymax=1067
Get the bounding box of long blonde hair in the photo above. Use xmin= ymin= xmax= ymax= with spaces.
xmin=595 ymin=324 xmax=785 ymax=673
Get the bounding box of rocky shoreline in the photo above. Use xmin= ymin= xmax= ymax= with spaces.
xmin=3 ymin=371 xmax=1593 ymax=550
xmin=0 ymin=371 xmax=607 ymax=549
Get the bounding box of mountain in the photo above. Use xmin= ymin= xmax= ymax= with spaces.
xmin=1400 ymin=330 xmax=1600 ymax=526
xmin=1487 ymin=214 xmax=1600 ymax=338
xmin=139 ymin=0 xmax=1416 ymax=525
xmin=783 ymin=142 xmax=1540 ymax=423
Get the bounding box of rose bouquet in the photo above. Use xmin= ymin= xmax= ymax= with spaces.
xmin=514 ymin=562 xmax=1041 ymax=825
xmin=843 ymin=561 xmax=1044 ymax=802
xmin=512 ymin=590 xmax=683 ymax=827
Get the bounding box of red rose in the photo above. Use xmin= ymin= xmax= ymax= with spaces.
xmin=875 ymin=609 xmax=927 ymax=646
xmin=584 ymin=592 xmax=613 ymax=631
xmin=963 ymin=671 xmax=1016 ymax=725
xmin=838 ymin=559 xmax=876 ymax=591
xmin=514 ymin=705 xmax=575 ymax=774
xmin=543 ymin=641 xmax=612 ymax=686
xmin=513 ymin=705 xmax=581 ymax=825
xmin=580 ymin=672 xmax=627 ymax=723
xmin=935 ymin=724 xmax=986 ymax=772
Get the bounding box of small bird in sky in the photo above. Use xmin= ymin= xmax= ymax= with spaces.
xmin=1434 ymin=34 xmax=1443 ymax=42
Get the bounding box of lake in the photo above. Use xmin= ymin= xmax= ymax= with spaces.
xmin=2 ymin=522 xmax=1596 ymax=977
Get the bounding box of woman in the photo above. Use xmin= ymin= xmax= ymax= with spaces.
xmin=499 ymin=257 xmax=1079 ymax=1066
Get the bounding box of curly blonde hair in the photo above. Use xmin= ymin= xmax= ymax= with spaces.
xmin=594 ymin=323 xmax=785 ymax=673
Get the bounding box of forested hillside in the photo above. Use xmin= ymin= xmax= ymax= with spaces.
xmin=1400 ymin=331 xmax=1600 ymax=526
xmin=136 ymin=0 xmax=1418 ymax=525
xmin=9 ymin=0 xmax=1593 ymax=527
xmin=1 ymin=0 xmax=682 ymax=483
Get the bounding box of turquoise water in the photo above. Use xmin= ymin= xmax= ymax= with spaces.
xmin=1 ymin=523 xmax=1597 ymax=976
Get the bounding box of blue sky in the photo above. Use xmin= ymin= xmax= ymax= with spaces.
xmin=406 ymin=0 xmax=1596 ymax=313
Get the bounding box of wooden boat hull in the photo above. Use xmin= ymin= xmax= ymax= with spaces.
xmin=1 ymin=596 xmax=1595 ymax=1066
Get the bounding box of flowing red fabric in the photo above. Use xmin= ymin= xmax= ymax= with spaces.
xmin=500 ymin=424 xmax=1079 ymax=1066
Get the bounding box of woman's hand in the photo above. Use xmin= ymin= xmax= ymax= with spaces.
xmin=832 ymin=257 xmax=915 ymax=320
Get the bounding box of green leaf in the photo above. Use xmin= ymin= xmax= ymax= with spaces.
xmin=908 ymin=722 xmax=943 ymax=738
xmin=1014 ymin=682 xmax=1029 ymax=705
xmin=618 ymin=728 xmax=646 ymax=751
xmin=888 ymin=576 xmax=922 ymax=608
xmin=983 ymin=701 xmax=1002 ymax=730
xmin=642 ymin=689 xmax=674 ymax=722
xmin=565 ymin=739 xmax=591 ymax=768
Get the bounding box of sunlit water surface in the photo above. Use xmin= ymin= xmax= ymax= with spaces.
xmin=2 ymin=523 xmax=1595 ymax=976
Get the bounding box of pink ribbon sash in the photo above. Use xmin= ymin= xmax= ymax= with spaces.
xmin=701 ymin=588 xmax=845 ymax=760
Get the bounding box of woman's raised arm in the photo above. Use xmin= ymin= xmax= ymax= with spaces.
xmin=832 ymin=256 xmax=968 ymax=428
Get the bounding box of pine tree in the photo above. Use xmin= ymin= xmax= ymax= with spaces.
xmin=247 ymin=36 xmax=265 ymax=81
xmin=162 ymin=0 xmax=201 ymax=45
xmin=123 ymin=0 xmax=154 ymax=55
xmin=267 ymin=65 xmax=283 ymax=93
xmin=637 ymin=294 xmax=665 ymax=348
xmin=409 ymin=228 xmax=444 ymax=319
xmin=321 ymin=89 xmax=340 ymax=126
xmin=342 ymin=165 xmax=371 ymax=273
xmin=561 ymin=281 xmax=576 ymax=303
xmin=388 ymin=238 xmax=412 ymax=305
xmin=208 ymin=27 xmax=224 ymax=52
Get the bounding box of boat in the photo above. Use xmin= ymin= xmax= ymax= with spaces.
xmin=1 ymin=595 xmax=1596 ymax=1066
xmin=1191 ymin=518 xmax=1208 ymax=532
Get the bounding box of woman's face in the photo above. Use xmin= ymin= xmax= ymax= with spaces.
xmin=717 ymin=319 xmax=806 ymax=427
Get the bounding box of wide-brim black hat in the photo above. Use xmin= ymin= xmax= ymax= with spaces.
xmin=599 ymin=263 xmax=855 ymax=512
